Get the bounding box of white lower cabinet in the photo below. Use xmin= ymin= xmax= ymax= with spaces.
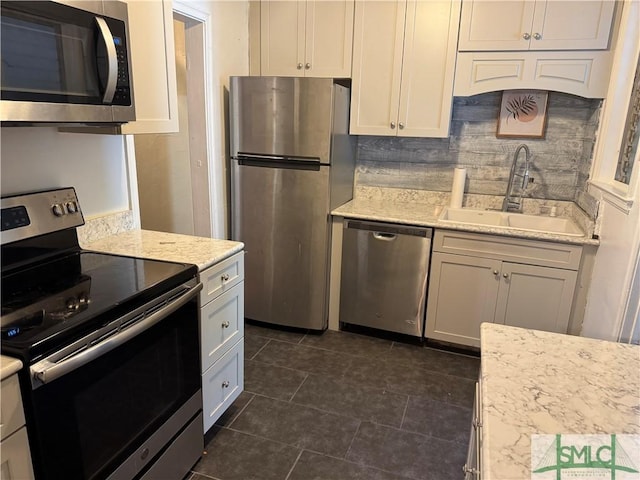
xmin=1 ymin=374 xmax=34 ymax=480
xmin=198 ymin=252 xmax=245 ymax=433
xmin=201 ymin=284 xmax=244 ymax=372
xmin=425 ymin=231 xmax=582 ymax=347
xmin=202 ymin=340 xmax=244 ymax=433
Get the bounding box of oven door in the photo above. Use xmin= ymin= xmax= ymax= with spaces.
xmin=25 ymin=282 xmax=203 ymax=480
xmin=0 ymin=1 xmax=134 ymax=123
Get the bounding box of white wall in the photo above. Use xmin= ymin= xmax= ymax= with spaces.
xmin=0 ymin=128 xmax=130 ymax=217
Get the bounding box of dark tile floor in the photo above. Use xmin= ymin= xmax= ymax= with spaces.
xmin=188 ymin=323 xmax=480 ymax=480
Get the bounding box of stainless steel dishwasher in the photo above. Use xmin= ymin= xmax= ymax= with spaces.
xmin=339 ymin=220 xmax=432 ymax=337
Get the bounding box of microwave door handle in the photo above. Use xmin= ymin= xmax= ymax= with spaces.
xmin=95 ymin=17 xmax=117 ymax=103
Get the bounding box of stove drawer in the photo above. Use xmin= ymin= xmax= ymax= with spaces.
xmin=202 ymin=339 xmax=244 ymax=432
xmin=199 ymin=252 xmax=244 ymax=307
xmin=200 ymin=283 xmax=245 ymax=373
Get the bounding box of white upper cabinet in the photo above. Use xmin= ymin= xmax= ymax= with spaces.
xmin=459 ymin=0 xmax=616 ymax=51
xmin=260 ymin=0 xmax=353 ymax=77
xmin=350 ymin=0 xmax=461 ymax=138
xmin=120 ymin=0 xmax=178 ymax=134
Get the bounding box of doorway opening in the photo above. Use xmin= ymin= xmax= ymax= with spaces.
xmin=134 ymin=12 xmax=211 ymax=237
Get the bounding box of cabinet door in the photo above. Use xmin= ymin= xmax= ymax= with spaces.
xmin=495 ymin=263 xmax=577 ymax=334
xmin=200 ymin=283 xmax=245 ymax=373
xmin=350 ymin=0 xmax=405 ymax=136
xmin=530 ymin=1 xmax=615 ymax=50
xmin=260 ymin=1 xmax=305 ymax=76
xmin=398 ymin=0 xmax=460 ymax=137
xmin=120 ymin=0 xmax=178 ymax=134
xmin=202 ymin=340 xmax=244 ymax=433
xmin=425 ymin=253 xmax=501 ymax=347
xmin=0 ymin=428 xmax=35 ymax=480
xmin=458 ymin=0 xmax=535 ymax=51
xmin=305 ymin=0 xmax=354 ymax=77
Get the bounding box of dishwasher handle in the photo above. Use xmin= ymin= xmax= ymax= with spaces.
xmin=372 ymin=232 xmax=397 ymax=241
xmin=344 ymin=219 xmax=432 ymax=238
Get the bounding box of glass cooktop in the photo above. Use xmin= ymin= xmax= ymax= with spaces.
xmin=1 ymin=251 xmax=197 ymax=360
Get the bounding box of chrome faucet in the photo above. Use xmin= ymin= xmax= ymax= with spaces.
xmin=502 ymin=144 xmax=533 ymax=212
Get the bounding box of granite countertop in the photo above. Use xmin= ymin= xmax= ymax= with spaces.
xmin=1 ymin=355 xmax=22 ymax=380
xmin=480 ymin=323 xmax=640 ymax=480
xmin=332 ymin=187 xmax=599 ymax=246
xmin=82 ymin=230 xmax=244 ymax=271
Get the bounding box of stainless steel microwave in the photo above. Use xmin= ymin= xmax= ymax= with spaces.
xmin=0 ymin=0 xmax=135 ymax=125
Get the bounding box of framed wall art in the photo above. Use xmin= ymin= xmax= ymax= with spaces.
xmin=497 ymin=90 xmax=549 ymax=139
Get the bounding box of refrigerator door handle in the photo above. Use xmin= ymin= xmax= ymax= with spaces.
xmin=236 ymin=153 xmax=322 ymax=170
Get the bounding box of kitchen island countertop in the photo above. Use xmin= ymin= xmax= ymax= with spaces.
xmin=82 ymin=229 xmax=243 ymax=271
xmin=480 ymin=323 xmax=640 ymax=480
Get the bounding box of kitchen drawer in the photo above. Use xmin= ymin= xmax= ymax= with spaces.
xmin=1 ymin=374 xmax=25 ymax=441
xmin=1 ymin=427 xmax=35 ymax=480
xmin=433 ymin=230 xmax=582 ymax=270
xmin=199 ymin=252 xmax=244 ymax=307
xmin=202 ymin=339 xmax=244 ymax=433
xmin=200 ymin=283 xmax=244 ymax=373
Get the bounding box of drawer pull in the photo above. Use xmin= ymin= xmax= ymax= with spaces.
xmin=222 ymin=380 xmax=230 ymax=388
xmin=493 ymin=270 xmax=499 ymax=275
xmin=221 ymin=273 xmax=230 ymax=282
xmin=222 ymin=321 xmax=230 ymax=329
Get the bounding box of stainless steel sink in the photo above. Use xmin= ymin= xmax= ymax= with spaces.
xmin=438 ymin=207 xmax=584 ymax=236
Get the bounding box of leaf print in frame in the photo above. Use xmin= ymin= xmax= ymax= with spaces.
xmin=497 ymin=90 xmax=549 ymax=138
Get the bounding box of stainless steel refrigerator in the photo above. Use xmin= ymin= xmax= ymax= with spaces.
xmin=229 ymin=76 xmax=356 ymax=330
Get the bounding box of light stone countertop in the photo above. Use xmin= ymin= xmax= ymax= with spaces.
xmin=332 ymin=187 xmax=599 ymax=246
xmin=82 ymin=230 xmax=244 ymax=272
xmin=480 ymin=323 xmax=640 ymax=480
xmin=1 ymin=355 xmax=22 ymax=380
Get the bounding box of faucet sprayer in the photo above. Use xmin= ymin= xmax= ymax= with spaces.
xmin=502 ymin=144 xmax=533 ymax=212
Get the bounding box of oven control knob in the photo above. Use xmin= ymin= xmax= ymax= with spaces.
xmin=66 ymin=201 xmax=78 ymax=214
xmin=66 ymin=298 xmax=79 ymax=310
xmin=52 ymin=204 xmax=65 ymax=216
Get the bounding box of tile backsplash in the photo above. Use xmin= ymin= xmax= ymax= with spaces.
xmin=355 ymin=91 xmax=601 ymax=217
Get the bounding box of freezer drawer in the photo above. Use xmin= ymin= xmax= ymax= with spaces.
xmin=339 ymin=220 xmax=432 ymax=337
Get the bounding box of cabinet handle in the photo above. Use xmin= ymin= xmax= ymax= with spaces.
xmin=305 ymin=63 xmax=311 ymax=70
xmin=222 ymin=380 xmax=230 ymax=388
xmin=473 ymin=417 xmax=482 ymax=429
xmin=533 ymin=32 xmax=542 ymax=40
xmin=221 ymin=273 xmax=230 ymax=282
xmin=503 ymin=273 xmax=509 ymax=279
xmin=522 ymin=32 xmax=531 ymax=40
xmin=398 ymin=122 xmax=404 ymax=130
xmin=222 ymin=321 xmax=230 ymax=328
xmin=297 ymin=63 xmax=303 ymax=69
xmin=390 ymin=122 xmax=396 ymax=129
xmin=493 ymin=270 xmax=499 ymax=275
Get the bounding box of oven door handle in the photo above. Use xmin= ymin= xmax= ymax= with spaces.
xmin=31 ymin=282 xmax=203 ymax=388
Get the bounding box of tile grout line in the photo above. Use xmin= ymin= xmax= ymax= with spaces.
xmin=226 ymin=391 xmax=256 ymax=428
xmin=247 ymin=337 xmax=272 ymax=360
xmin=287 ymin=372 xmax=310 ymax=403
xmin=283 ymin=449 xmax=305 ymax=480
xmin=399 ymin=394 xmax=411 ymax=430
xmin=343 ymin=420 xmax=362 ymax=461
